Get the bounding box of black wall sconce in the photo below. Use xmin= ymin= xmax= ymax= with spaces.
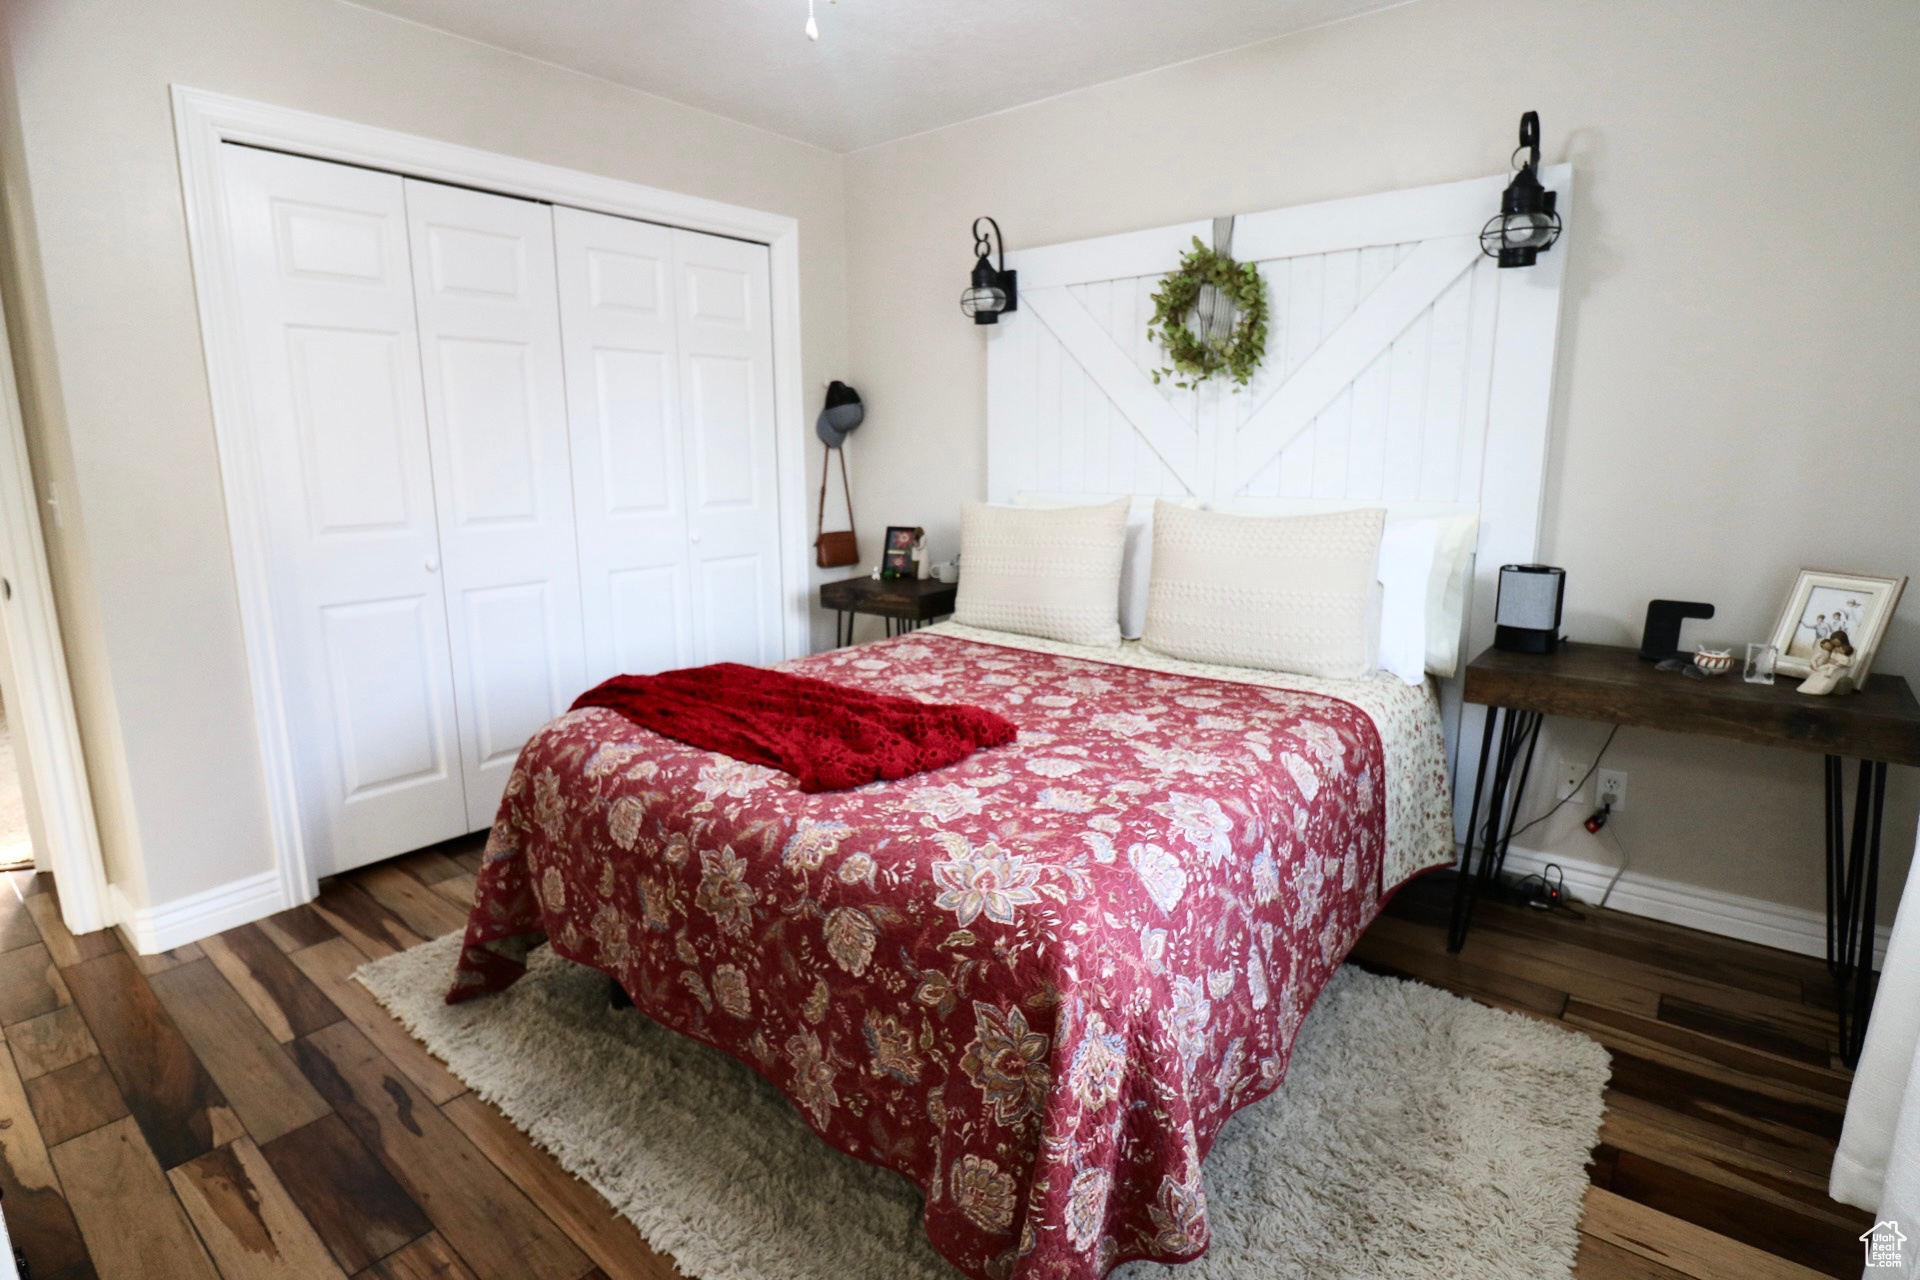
xmin=960 ymin=217 xmax=1017 ymax=324
xmin=1480 ymin=111 xmax=1562 ymax=268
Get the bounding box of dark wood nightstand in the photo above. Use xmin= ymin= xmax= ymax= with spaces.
xmin=819 ymin=576 xmax=958 ymax=647
xmin=1448 ymin=641 xmax=1920 ymax=1064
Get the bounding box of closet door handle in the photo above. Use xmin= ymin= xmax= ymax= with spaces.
xmin=689 ymin=532 xmax=702 ymax=544
xmin=425 ymin=558 xmax=440 ymax=573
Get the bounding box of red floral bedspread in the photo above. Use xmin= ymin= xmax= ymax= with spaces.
xmin=451 ymin=633 xmax=1403 ymax=1279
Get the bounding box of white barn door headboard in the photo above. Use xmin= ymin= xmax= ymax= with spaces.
xmin=986 ymin=168 xmax=1572 ymax=826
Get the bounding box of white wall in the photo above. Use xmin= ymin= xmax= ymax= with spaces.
xmin=843 ymin=0 xmax=1920 ymax=920
xmin=0 ymin=0 xmax=849 ymax=909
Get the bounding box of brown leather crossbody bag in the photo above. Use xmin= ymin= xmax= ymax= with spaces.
xmin=815 ymin=444 xmax=858 ymax=568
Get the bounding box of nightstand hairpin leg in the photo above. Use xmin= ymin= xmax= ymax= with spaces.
xmin=1828 ymin=755 xmax=1886 ymax=1067
xmin=1824 ymin=754 xmax=1845 ymax=968
xmin=1448 ymin=705 xmax=1544 ymax=952
xmin=1447 ymin=710 xmax=1500 ymax=952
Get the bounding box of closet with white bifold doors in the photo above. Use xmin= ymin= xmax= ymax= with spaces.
xmin=220 ymin=144 xmax=781 ymax=878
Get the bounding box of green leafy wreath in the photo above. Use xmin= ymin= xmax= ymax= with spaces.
xmin=1147 ymin=237 xmax=1269 ymax=390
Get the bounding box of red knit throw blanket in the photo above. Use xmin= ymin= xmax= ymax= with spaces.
xmin=570 ymin=663 xmax=1017 ymax=793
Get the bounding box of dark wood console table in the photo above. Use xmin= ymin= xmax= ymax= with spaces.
xmin=1448 ymin=641 xmax=1920 ymax=1065
xmin=819 ymin=576 xmax=958 ymax=647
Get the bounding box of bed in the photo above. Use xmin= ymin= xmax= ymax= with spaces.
xmin=449 ymin=619 xmax=1453 ymax=1280
xmin=444 ymin=171 xmax=1569 ymax=1274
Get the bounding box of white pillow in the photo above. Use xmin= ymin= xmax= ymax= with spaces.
xmin=1423 ymin=513 xmax=1479 ymax=677
xmin=955 ymin=498 xmax=1129 ymax=646
xmin=1142 ymin=503 xmax=1386 ymax=679
xmin=1119 ymin=519 xmax=1151 ymax=640
xmin=1211 ymin=505 xmax=1476 ymax=677
xmin=1012 ymin=493 xmax=1199 ymax=639
xmin=1378 ymin=518 xmax=1440 ymax=685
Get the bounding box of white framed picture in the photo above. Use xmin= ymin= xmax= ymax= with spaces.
xmin=1766 ymin=569 xmax=1908 ymax=689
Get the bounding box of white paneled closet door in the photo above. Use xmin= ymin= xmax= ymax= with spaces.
xmin=404 ymin=180 xmax=588 ymax=832
xmin=673 ymin=229 xmax=783 ymax=666
xmin=221 ymin=145 xmax=468 ymax=875
xmin=556 ymin=212 xmax=782 ymax=674
xmin=553 ymin=207 xmax=693 ymax=684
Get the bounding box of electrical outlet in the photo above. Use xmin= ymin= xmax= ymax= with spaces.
xmin=1596 ymin=769 xmax=1627 ymax=812
xmin=1555 ymin=759 xmax=1584 ymax=802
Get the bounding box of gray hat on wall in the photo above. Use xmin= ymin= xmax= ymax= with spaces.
xmin=815 ymin=381 xmax=864 ymax=448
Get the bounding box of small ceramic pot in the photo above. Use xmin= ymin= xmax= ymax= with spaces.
xmin=1693 ymin=648 xmax=1733 ymax=676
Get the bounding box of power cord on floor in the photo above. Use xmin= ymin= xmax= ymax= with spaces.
xmin=1507 ymin=862 xmax=1587 ymax=919
xmin=1597 ymin=818 xmax=1632 ymax=910
xmin=1503 ymin=724 xmax=1619 ymax=845
xmin=1472 ymin=727 xmax=1618 ymax=919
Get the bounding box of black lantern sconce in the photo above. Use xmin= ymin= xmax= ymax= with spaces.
xmin=960 ymin=217 xmax=1017 ymax=324
xmin=1480 ymin=111 xmax=1562 ymax=268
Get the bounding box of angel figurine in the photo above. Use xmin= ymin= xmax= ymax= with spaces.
xmin=1797 ymin=630 xmax=1856 ymax=696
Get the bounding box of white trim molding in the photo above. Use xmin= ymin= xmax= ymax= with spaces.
xmin=111 ymin=870 xmax=286 ymax=956
xmin=0 ymin=266 xmax=110 ymax=932
xmin=1499 ymin=844 xmax=1892 ymax=969
xmin=170 ymin=86 xmax=811 ymax=910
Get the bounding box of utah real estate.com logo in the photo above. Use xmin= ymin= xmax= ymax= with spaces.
xmin=1865 ymin=1220 xmax=1908 ymax=1269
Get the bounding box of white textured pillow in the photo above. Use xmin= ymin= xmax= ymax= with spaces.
xmin=1143 ymin=503 xmax=1387 ymax=678
xmin=1011 ymin=493 xmax=1201 ymax=639
xmin=955 ymin=498 xmax=1129 ymax=646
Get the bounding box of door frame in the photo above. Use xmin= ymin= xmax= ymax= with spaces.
xmin=0 ymin=274 xmax=111 ymax=931
xmin=171 ymin=86 xmax=813 ymax=907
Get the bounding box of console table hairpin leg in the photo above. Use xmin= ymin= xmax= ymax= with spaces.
xmin=831 ymin=612 xmax=932 ymax=646
xmin=1829 ymin=755 xmax=1887 ymax=1064
xmin=1449 ymin=718 xmax=1889 ymax=1064
xmin=1451 ymin=642 xmax=1917 ymax=1070
xmin=1447 ymin=705 xmax=1545 ymax=952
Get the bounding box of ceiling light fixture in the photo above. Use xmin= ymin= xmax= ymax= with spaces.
xmin=805 ymin=0 xmax=819 ymax=41
xmin=1480 ymin=111 xmax=1563 ymax=268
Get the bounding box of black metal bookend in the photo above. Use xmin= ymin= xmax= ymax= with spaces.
xmin=1639 ymin=599 xmax=1715 ymax=661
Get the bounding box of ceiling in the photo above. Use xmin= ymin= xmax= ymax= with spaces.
xmin=347 ymin=0 xmax=1407 ymax=152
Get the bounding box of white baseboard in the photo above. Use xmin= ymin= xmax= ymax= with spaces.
xmin=1500 ymin=844 xmax=1890 ymax=969
xmin=110 ymin=869 xmax=287 ymax=954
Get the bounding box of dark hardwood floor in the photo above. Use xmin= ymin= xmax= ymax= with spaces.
xmin=1357 ymin=875 xmax=1870 ymax=1279
xmin=0 ymin=847 xmax=1870 ymax=1279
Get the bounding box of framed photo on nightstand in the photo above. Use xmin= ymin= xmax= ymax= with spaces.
xmin=881 ymin=525 xmax=923 ymax=579
xmin=1766 ymin=568 xmax=1907 ymax=689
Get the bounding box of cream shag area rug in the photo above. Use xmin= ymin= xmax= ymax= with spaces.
xmin=359 ymin=935 xmax=1609 ymax=1280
